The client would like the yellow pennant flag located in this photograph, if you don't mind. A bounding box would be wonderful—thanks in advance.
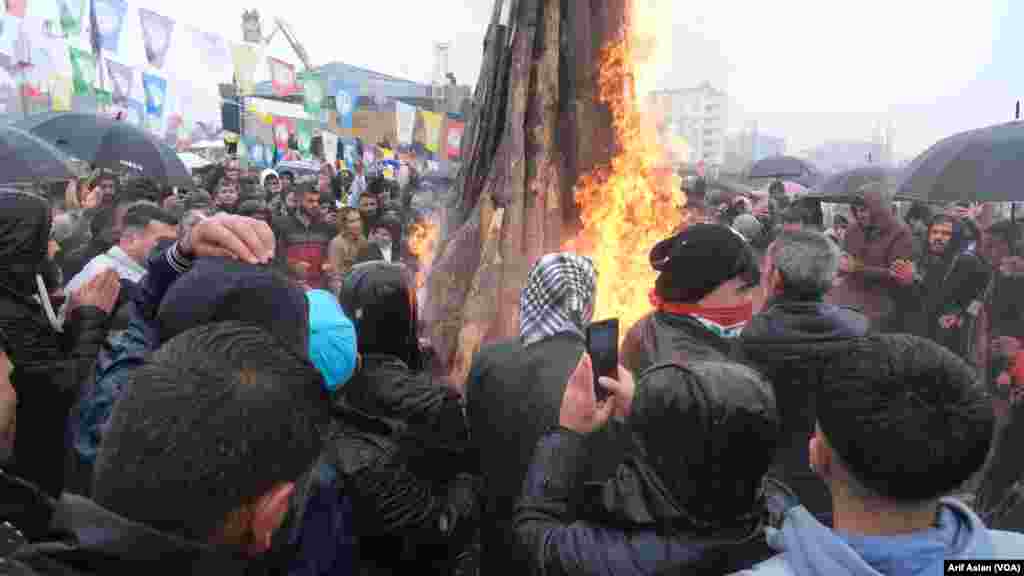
[421,111,442,153]
[51,76,73,112]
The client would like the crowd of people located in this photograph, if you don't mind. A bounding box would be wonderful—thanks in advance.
[2,156,1024,575]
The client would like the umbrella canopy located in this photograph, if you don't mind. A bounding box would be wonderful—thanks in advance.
[15,112,191,187]
[807,165,902,200]
[747,155,822,188]
[0,124,78,184]
[897,121,1024,203]
[178,152,212,172]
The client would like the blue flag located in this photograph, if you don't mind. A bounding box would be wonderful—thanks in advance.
[331,79,359,130]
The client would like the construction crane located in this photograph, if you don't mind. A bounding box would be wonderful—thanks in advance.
[243,10,313,71]
[266,18,313,72]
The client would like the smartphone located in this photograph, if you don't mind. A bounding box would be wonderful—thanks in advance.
[585,319,619,402]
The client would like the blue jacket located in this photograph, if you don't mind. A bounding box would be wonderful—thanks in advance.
[69,241,190,477]
[732,499,1024,576]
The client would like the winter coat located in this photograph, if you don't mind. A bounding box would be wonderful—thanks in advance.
[622,311,734,375]
[317,354,475,576]
[66,241,182,495]
[737,297,871,521]
[7,493,258,575]
[326,233,368,295]
[904,222,990,360]
[0,191,112,498]
[834,187,914,330]
[514,363,793,576]
[731,499,1024,576]
[466,334,630,576]
[272,211,334,290]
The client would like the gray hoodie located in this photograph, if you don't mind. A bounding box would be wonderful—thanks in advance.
[733,499,1024,576]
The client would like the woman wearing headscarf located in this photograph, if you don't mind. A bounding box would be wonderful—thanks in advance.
[515,359,794,575]
[465,253,621,576]
[315,261,476,575]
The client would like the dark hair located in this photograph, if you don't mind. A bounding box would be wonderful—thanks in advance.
[339,262,420,369]
[89,205,115,238]
[817,334,994,503]
[205,166,227,193]
[121,203,178,232]
[781,206,808,225]
[92,322,329,542]
[768,180,786,197]
[372,215,402,236]
[121,178,162,204]
[987,220,1024,248]
[905,202,933,225]
[929,213,957,230]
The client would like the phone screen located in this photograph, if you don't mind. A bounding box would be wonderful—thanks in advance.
[586,319,619,401]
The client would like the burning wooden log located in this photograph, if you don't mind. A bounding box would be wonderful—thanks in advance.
[426,0,635,387]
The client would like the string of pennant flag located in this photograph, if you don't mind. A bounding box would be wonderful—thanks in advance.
[0,0,464,165]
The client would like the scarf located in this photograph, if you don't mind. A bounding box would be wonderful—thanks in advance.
[649,290,752,339]
[519,253,597,346]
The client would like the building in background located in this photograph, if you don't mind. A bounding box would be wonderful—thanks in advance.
[649,82,728,168]
[724,121,786,174]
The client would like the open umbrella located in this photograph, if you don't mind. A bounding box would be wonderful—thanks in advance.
[15,112,191,187]
[178,151,212,172]
[0,124,78,184]
[897,121,1024,203]
[747,155,822,188]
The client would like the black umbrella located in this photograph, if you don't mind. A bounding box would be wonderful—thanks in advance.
[15,112,191,187]
[0,124,78,184]
[747,155,822,188]
[803,165,909,202]
[897,121,1024,203]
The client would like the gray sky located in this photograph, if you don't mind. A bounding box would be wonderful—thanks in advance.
[150,0,1017,161]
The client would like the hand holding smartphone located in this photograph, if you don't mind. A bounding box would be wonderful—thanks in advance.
[585,319,619,402]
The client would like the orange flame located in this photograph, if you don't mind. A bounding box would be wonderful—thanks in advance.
[564,16,686,338]
[407,218,440,291]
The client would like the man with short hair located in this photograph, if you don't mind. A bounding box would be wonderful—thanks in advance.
[734,334,1024,575]
[11,322,333,573]
[357,190,379,236]
[737,230,870,522]
[273,182,334,290]
[94,171,117,206]
[64,203,178,295]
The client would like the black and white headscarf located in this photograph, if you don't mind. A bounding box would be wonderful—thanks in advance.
[519,253,597,347]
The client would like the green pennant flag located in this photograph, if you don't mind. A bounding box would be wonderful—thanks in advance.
[300,72,323,116]
[296,120,312,155]
[95,90,113,108]
[60,0,87,38]
[69,47,96,97]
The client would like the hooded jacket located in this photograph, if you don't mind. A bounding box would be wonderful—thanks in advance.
[0,191,112,498]
[834,186,913,329]
[318,261,475,575]
[732,498,1024,576]
[905,218,989,358]
[737,296,871,521]
[514,362,788,576]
